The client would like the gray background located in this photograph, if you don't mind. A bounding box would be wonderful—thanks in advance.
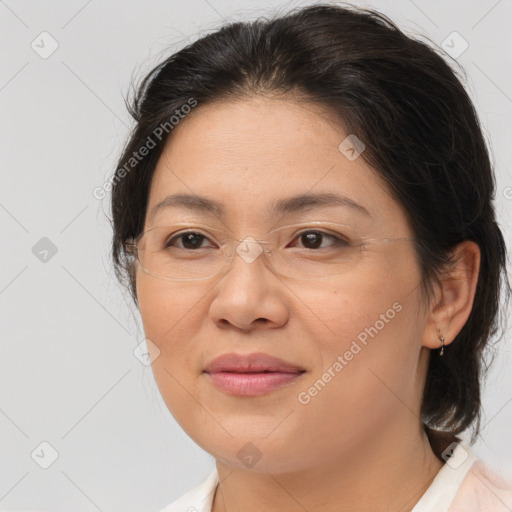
[1,0,511,510]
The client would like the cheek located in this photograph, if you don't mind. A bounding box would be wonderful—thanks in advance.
[136,275,209,378]
[287,268,417,350]
[294,268,424,400]
[138,274,196,340]
[136,275,210,423]
[292,284,424,452]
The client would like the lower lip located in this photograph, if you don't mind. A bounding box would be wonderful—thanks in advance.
[205,371,304,396]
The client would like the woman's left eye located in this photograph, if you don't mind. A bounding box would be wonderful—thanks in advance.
[290,231,348,250]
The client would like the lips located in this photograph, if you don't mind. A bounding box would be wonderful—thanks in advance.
[203,352,306,396]
[203,352,305,374]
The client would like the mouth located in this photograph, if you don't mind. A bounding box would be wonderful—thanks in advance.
[203,352,306,396]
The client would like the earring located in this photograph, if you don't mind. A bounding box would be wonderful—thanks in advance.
[438,333,445,356]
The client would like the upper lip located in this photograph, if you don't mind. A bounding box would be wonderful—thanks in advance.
[204,352,306,374]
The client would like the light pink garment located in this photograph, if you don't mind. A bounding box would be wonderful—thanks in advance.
[159,442,512,512]
[448,459,512,511]
[412,441,512,512]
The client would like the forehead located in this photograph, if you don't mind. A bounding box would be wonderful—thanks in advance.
[146,97,410,233]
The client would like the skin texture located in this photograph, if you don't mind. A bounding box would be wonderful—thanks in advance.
[135,96,481,511]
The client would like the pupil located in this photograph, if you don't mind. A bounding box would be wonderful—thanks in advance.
[183,233,203,249]
[302,232,322,249]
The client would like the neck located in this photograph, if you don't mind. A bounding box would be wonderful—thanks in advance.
[211,420,444,512]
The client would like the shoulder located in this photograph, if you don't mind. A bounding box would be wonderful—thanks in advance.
[449,457,512,511]
[158,467,219,512]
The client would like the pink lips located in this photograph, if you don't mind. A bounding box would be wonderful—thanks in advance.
[203,352,306,396]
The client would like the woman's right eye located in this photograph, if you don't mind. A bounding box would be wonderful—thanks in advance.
[165,232,214,250]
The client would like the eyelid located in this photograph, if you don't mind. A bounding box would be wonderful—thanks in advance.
[267,221,353,234]
[146,223,227,244]
[148,222,227,233]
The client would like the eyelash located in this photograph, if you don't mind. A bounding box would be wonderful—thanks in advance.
[165,229,350,250]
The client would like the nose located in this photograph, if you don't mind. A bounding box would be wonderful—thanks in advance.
[208,243,290,332]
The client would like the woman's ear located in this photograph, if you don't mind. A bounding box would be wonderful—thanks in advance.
[422,240,481,350]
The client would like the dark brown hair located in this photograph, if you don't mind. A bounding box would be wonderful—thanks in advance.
[109,3,511,456]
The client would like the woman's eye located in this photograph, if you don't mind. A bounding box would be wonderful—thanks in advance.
[166,232,214,250]
[162,229,348,251]
[290,231,349,250]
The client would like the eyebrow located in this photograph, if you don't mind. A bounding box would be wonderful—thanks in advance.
[149,192,371,220]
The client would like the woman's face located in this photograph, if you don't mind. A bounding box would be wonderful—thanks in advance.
[136,96,432,473]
